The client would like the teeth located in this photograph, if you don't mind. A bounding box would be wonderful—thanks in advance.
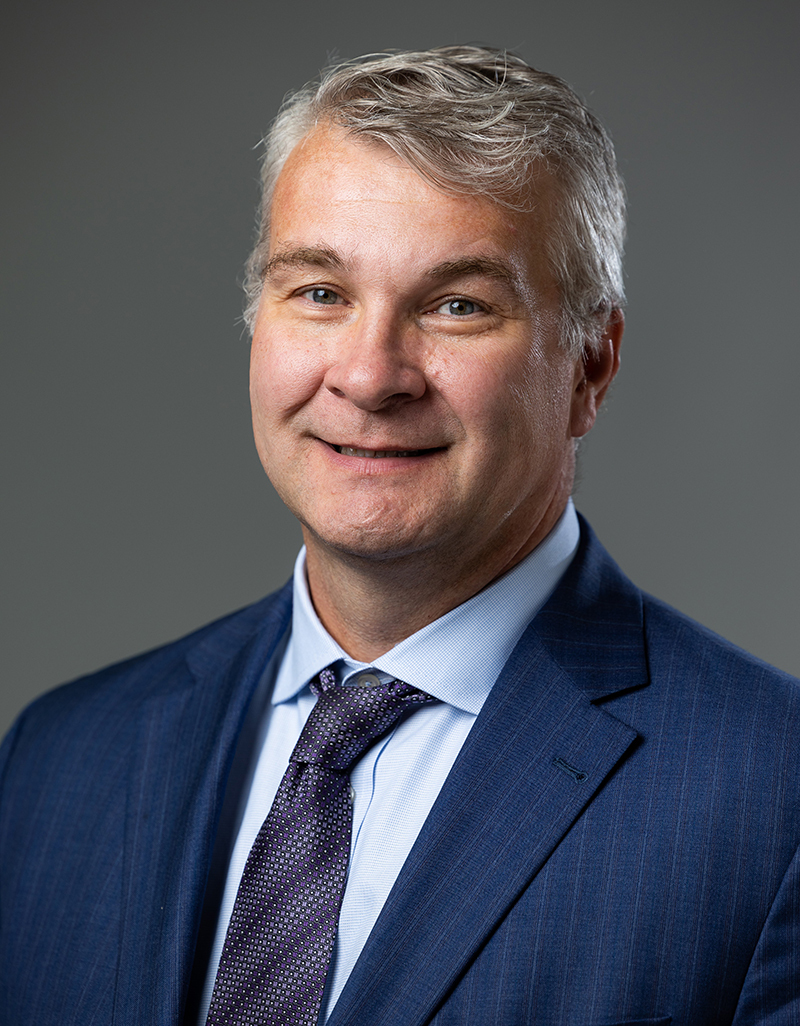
[337,446,420,458]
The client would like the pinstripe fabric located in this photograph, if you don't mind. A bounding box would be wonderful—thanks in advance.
[1,517,799,1025]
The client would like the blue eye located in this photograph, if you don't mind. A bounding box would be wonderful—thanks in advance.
[438,298,478,316]
[306,288,340,305]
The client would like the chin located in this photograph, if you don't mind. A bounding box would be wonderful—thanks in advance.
[302,515,446,565]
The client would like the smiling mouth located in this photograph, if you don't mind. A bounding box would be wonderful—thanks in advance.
[330,444,438,459]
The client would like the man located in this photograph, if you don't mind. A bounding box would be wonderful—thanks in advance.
[1,45,798,1026]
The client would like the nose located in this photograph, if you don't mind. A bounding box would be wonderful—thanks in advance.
[322,315,427,412]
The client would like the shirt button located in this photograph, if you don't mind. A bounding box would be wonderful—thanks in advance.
[355,673,382,687]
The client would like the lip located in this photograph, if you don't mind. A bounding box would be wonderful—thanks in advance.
[318,438,446,471]
[333,444,433,458]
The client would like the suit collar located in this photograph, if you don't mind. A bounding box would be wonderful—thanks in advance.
[184,584,293,688]
[532,512,648,701]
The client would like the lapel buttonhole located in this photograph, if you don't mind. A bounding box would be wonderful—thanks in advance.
[553,756,588,783]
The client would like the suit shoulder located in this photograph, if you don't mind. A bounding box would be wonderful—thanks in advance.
[643,590,797,679]
[640,590,800,716]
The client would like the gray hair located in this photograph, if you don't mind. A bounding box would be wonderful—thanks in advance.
[243,45,626,355]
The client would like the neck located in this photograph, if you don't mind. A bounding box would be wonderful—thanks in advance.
[302,497,568,663]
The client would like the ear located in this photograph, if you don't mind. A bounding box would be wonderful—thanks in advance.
[569,309,624,439]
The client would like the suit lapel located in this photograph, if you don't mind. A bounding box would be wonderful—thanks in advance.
[112,587,292,1025]
[329,521,648,1026]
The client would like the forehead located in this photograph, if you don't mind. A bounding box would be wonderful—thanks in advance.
[268,124,557,289]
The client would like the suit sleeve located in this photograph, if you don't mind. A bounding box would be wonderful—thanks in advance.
[731,839,800,1024]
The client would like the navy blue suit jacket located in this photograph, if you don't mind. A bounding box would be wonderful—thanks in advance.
[2,518,799,1025]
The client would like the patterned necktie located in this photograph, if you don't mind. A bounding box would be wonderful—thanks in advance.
[205,666,438,1026]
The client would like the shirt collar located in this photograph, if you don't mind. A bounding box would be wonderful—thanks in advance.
[274,499,580,715]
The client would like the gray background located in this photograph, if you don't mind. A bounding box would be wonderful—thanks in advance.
[2,0,798,738]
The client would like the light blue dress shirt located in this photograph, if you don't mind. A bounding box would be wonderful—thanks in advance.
[197,501,579,1023]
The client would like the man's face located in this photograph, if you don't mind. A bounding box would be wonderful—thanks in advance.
[250,124,614,575]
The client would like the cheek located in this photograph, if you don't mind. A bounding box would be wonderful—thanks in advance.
[426,343,511,418]
[428,343,556,449]
[494,369,576,471]
[250,330,325,418]
[515,336,577,424]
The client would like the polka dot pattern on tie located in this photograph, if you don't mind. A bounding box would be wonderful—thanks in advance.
[205,666,438,1026]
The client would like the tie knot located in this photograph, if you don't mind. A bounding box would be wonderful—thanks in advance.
[292,672,437,772]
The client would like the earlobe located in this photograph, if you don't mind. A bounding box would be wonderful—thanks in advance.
[569,309,624,438]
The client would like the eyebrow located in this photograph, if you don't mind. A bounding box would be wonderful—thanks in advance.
[263,246,347,279]
[264,248,525,299]
[423,257,525,298]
